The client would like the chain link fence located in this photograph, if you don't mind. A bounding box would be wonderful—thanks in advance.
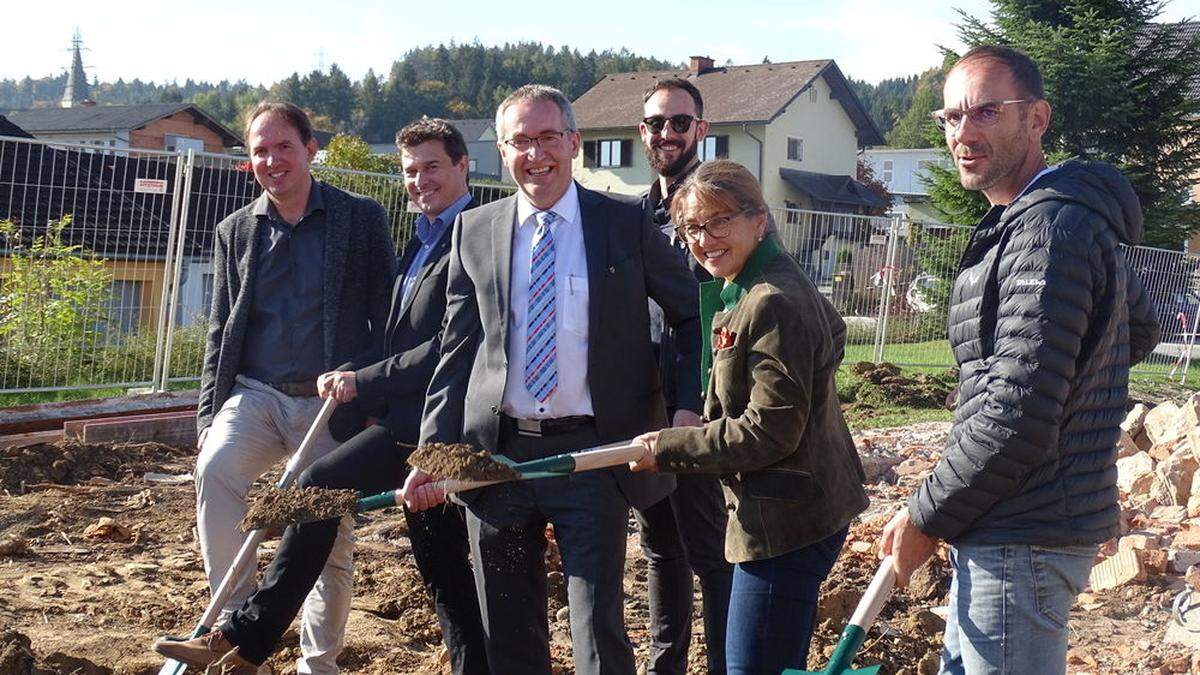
[0,133,1195,395]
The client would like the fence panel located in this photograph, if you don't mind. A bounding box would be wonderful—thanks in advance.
[155,154,516,387]
[0,135,185,393]
[1123,244,1200,378]
[1,134,1194,396]
[772,206,896,366]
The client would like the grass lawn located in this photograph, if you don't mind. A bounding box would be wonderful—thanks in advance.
[842,404,952,430]
[844,340,954,368]
[0,380,198,408]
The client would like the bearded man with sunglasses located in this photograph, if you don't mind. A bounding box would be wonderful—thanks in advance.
[878,45,1160,674]
[635,77,734,675]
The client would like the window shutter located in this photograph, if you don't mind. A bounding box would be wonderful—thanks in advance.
[620,139,632,167]
[716,136,729,158]
[583,140,596,168]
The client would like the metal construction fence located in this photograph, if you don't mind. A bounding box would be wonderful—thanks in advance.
[0,133,1196,395]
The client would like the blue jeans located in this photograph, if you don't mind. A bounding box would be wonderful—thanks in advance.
[941,543,1096,675]
[725,527,847,674]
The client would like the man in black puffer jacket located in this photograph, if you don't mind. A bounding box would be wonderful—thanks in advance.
[880,46,1160,674]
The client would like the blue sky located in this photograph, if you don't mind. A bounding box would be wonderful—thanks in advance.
[5,0,1199,86]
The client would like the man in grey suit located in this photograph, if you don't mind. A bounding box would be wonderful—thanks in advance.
[191,101,396,673]
[404,85,700,675]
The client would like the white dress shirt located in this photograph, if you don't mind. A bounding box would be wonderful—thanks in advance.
[501,182,593,418]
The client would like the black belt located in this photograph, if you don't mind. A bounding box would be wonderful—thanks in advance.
[502,414,594,437]
[269,380,319,397]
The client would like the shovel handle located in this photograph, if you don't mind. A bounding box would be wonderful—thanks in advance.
[513,442,644,475]
[849,555,897,630]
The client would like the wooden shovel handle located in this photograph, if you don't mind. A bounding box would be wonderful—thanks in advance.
[567,442,645,472]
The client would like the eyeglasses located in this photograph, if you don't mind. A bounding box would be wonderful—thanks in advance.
[930,99,1035,131]
[503,130,572,152]
[675,208,752,244]
[642,114,696,135]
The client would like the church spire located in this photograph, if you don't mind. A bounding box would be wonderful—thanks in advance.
[61,29,90,108]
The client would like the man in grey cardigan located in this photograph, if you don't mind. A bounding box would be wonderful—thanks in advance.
[193,101,396,673]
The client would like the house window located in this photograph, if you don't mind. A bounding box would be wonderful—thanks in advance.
[105,280,143,335]
[784,199,801,225]
[166,135,204,153]
[882,160,894,183]
[202,273,215,317]
[469,159,478,172]
[583,139,633,168]
[809,87,817,103]
[787,137,803,162]
[698,135,729,161]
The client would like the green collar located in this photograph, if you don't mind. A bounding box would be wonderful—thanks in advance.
[719,235,781,311]
[698,235,782,389]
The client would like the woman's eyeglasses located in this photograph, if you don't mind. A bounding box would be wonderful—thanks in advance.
[675,209,752,244]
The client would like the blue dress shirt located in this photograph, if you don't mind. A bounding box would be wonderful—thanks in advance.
[401,192,471,305]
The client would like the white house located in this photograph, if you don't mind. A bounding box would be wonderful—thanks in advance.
[570,56,886,213]
[861,147,949,222]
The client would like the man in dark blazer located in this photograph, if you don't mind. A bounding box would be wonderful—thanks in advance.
[636,77,733,675]
[156,119,487,673]
[184,101,396,674]
[404,85,700,675]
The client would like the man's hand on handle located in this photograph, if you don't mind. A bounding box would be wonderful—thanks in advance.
[317,371,359,403]
[879,507,939,587]
[401,468,447,511]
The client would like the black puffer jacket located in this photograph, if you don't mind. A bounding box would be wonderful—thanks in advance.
[909,160,1160,545]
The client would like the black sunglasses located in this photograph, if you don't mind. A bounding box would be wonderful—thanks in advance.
[642,114,696,134]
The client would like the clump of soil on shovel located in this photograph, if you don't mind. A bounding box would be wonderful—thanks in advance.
[407,442,522,481]
[239,486,360,532]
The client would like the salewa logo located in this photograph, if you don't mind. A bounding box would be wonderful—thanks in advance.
[1014,279,1047,288]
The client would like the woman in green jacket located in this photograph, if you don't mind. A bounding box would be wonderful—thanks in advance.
[630,159,868,674]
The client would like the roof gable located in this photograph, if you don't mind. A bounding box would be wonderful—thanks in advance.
[0,115,34,139]
[450,118,494,142]
[6,103,243,147]
[572,59,884,145]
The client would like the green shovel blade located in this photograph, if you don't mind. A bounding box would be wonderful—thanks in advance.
[782,625,881,675]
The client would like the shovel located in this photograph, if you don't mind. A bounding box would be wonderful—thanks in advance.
[784,556,897,675]
[263,441,649,525]
[156,397,338,675]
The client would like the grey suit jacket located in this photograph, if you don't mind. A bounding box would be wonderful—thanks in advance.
[197,180,398,434]
[419,183,700,509]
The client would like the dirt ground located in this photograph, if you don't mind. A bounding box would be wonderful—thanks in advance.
[0,429,1196,674]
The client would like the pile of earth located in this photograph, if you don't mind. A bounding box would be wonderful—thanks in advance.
[0,439,191,493]
[0,628,111,675]
[843,362,958,410]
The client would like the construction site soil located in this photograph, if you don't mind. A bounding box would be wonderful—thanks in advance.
[240,487,362,532]
[0,426,1196,674]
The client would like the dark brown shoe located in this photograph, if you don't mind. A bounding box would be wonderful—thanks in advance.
[152,631,258,673]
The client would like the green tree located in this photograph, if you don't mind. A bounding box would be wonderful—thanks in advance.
[0,217,113,386]
[885,68,946,149]
[936,0,1200,246]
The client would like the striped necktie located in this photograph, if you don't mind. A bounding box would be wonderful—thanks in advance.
[525,211,558,403]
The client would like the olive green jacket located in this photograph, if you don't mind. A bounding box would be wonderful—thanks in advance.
[655,238,868,563]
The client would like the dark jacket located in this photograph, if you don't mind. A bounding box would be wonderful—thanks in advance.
[909,160,1160,545]
[328,198,478,446]
[655,237,868,563]
[197,180,397,434]
[419,184,700,509]
[643,164,707,415]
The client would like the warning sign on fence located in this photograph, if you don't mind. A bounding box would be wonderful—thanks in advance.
[134,178,168,194]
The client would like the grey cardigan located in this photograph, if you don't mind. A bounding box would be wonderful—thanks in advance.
[197,180,397,434]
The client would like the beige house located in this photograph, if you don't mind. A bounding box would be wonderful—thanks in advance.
[571,56,885,211]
